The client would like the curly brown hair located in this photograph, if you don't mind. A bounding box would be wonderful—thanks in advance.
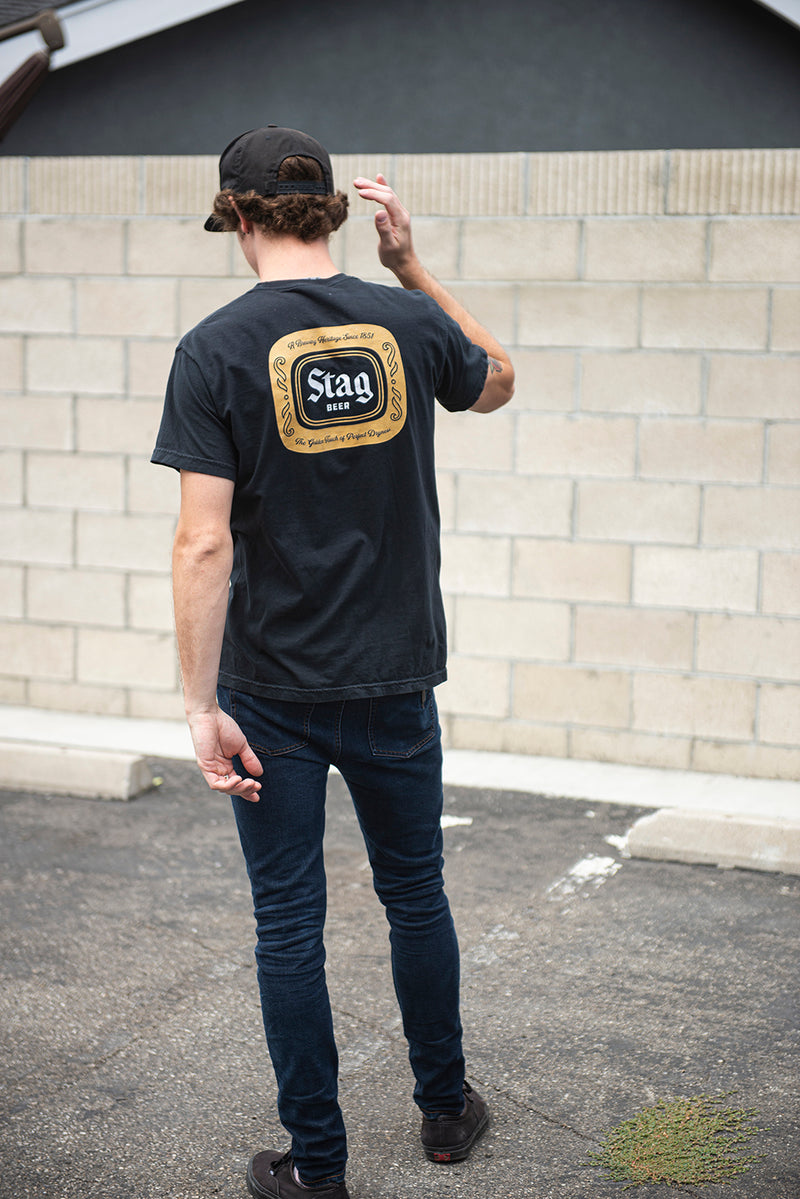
[209,155,348,242]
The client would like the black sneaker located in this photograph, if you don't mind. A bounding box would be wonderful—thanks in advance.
[420,1081,489,1163]
[247,1150,350,1198]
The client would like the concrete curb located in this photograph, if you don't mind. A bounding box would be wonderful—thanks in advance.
[1,705,799,872]
[0,738,153,801]
[627,808,800,875]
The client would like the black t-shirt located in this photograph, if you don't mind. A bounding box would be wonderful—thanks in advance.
[152,273,487,701]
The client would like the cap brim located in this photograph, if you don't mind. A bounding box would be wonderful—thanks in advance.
[204,213,226,232]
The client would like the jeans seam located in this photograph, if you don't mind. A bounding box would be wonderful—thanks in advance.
[367,692,436,758]
[229,690,313,756]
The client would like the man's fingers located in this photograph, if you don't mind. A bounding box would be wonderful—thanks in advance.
[238,741,264,776]
[207,769,262,801]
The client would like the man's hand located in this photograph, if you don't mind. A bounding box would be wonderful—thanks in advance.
[187,706,263,802]
[353,174,417,276]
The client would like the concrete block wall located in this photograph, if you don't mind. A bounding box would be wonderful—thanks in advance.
[1,149,798,779]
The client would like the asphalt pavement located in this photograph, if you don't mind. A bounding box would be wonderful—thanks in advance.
[1,759,798,1199]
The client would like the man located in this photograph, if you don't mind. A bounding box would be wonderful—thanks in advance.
[152,125,514,1199]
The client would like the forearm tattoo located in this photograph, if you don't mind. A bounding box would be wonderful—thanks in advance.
[488,356,504,374]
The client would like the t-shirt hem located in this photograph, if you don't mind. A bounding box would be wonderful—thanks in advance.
[217,668,447,702]
[151,448,237,479]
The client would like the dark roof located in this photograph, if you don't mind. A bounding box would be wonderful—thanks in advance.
[0,2,82,31]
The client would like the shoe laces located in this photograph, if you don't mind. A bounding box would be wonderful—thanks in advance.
[269,1150,293,1176]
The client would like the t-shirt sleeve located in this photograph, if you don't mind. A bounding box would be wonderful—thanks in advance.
[431,305,489,414]
[151,346,238,479]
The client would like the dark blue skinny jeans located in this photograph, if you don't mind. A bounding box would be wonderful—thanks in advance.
[218,686,465,1187]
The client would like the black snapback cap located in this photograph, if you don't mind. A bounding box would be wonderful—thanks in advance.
[204,125,335,231]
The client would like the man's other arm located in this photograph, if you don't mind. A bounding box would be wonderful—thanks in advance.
[353,174,514,413]
[172,470,263,801]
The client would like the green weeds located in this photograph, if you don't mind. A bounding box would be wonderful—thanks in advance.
[589,1093,763,1188]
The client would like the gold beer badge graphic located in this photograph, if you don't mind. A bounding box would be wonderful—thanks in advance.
[269,324,407,453]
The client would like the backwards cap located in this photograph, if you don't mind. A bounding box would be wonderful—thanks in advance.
[204,125,334,231]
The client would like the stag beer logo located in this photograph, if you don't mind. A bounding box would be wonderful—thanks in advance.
[269,324,407,454]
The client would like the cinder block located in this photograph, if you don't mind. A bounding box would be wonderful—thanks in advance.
[633,673,756,739]
[1,396,72,450]
[667,148,800,216]
[433,410,514,472]
[519,284,639,348]
[0,620,74,680]
[0,160,24,215]
[0,219,20,274]
[761,553,800,616]
[571,728,692,771]
[76,398,163,456]
[577,480,700,544]
[514,539,632,603]
[77,513,175,573]
[697,614,800,682]
[0,565,23,618]
[437,471,456,531]
[527,149,664,216]
[709,219,800,282]
[345,216,459,282]
[692,739,800,782]
[444,283,515,344]
[77,279,177,338]
[28,156,139,215]
[641,286,767,349]
[127,457,180,516]
[584,218,706,281]
[513,662,631,728]
[508,350,576,411]
[454,596,570,661]
[0,739,153,800]
[461,219,580,280]
[759,683,800,745]
[143,154,218,217]
[448,716,569,758]
[440,533,511,597]
[393,152,526,218]
[178,279,254,334]
[575,605,694,670]
[27,337,125,395]
[436,655,510,719]
[77,627,177,689]
[767,423,800,485]
[25,218,125,275]
[27,680,128,716]
[0,337,22,391]
[0,508,73,566]
[27,453,125,511]
[627,808,800,875]
[0,677,26,704]
[638,419,764,483]
[127,688,186,720]
[771,289,800,350]
[127,219,230,276]
[0,450,22,503]
[27,567,125,627]
[707,355,800,419]
[634,546,758,611]
[517,413,637,477]
[128,340,177,398]
[456,474,572,538]
[0,278,72,334]
[580,351,702,415]
[703,486,800,550]
[128,574,174,632]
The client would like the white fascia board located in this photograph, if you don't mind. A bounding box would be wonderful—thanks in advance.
[753,0,800,29]
[0,0,247,77]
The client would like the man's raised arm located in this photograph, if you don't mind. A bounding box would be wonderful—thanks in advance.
[353,174,514,413]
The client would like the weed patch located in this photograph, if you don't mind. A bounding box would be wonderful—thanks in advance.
[589,1093,762,1188]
